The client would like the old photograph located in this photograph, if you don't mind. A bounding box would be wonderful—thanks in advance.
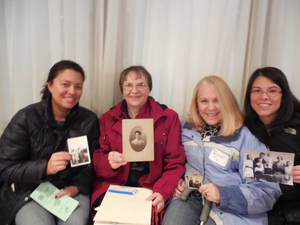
[130,128,147,152]
[67,135,91,167]
[122,119,154,162]
[185,174,203,189]
[243,149,295,186]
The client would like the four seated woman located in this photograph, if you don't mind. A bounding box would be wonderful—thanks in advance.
[0,65,290,224]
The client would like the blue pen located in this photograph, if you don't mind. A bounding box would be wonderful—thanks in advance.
[109,189,133,195]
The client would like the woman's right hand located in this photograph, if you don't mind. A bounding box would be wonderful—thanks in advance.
[173,178,185,198]
[46,152,72,175]
[291,165,300,183]
[108,151,127,169]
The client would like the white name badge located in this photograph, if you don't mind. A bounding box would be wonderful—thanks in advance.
[209,148,229,167]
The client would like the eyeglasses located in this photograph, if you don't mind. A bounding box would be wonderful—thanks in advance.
[123,83,148,91]
[250,88,282,98]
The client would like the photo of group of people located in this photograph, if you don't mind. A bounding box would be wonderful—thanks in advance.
[67,135,91,167]
[244,149,295,185]
[185,174,203,189]
[70,148,89,166]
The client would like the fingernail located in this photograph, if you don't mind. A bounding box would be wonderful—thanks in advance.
[55,195,57,198]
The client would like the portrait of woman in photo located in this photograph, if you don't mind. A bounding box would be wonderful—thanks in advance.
[130,130,146,152]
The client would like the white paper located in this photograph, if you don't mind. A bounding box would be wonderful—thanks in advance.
[94,185,153,225]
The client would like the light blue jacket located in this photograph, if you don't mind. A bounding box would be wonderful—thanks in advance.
[182,121,282,225]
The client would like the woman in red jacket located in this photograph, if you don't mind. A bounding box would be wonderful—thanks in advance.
[92,66,186,223]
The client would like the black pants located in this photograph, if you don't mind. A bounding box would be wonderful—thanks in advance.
[268,208,300,225]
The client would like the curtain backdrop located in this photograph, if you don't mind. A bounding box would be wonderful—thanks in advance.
[1,0,300,134]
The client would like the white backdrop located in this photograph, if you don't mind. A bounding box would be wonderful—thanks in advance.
[1,0,300,134]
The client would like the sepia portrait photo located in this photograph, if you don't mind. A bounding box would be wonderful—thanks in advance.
[130,128,147,152]
[243,149,295,186]
[122,119,154,162]
[67,135,91,167]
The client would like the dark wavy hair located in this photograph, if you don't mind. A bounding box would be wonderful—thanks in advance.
[119,66,152,93]
[244,67,300,143]
[40,60,85,100]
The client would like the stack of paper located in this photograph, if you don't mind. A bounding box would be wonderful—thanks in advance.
[94,185,153,225]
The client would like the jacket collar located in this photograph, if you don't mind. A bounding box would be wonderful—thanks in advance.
[182,121,240,143]
[43,94,79,127]
[111,96,167,123]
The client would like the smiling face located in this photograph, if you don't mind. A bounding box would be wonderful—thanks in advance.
[197,83,222,126]
[123,71,151,113]
[48,69,83,120]
[250,76,282,125]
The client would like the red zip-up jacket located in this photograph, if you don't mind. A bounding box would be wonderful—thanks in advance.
[92,97,186,223]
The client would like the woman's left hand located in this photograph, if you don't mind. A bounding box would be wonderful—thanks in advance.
[199,183,220,204]
[146,192,165,213]
[55,186,79,199]
[290,165,300,183]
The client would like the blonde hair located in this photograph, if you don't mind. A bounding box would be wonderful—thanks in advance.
[187,75,244,136]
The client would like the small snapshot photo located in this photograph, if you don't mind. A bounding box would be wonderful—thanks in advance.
[67,135,91,167]
[243,149,295,186]
[186,174,203,190]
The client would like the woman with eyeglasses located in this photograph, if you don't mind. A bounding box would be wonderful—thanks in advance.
[244,67,300,225]
[91,66,186,223]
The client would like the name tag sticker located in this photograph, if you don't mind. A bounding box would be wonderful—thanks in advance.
[209,148,229,167]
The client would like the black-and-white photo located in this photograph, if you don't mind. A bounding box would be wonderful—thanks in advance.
[244,149,295,186]
[67,135,91,167]
[185,174,203,189]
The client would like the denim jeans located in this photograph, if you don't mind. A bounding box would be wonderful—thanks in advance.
[162,195,216,225]
[15,194,90,225]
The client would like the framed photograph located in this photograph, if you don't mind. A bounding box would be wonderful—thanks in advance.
[243,149,295,186]
[67,135,91,167]
[122,119,154,162]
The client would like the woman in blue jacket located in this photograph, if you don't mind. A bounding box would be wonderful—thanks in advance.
[162,76,281,225]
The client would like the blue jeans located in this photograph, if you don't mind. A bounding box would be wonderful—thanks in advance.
[162,195,216,225]
[15,194,90,225]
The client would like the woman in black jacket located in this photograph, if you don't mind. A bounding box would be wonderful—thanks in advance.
[244,67,300,225]
[0,60,100,225]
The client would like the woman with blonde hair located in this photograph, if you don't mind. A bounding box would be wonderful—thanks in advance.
[162,76,281,225]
